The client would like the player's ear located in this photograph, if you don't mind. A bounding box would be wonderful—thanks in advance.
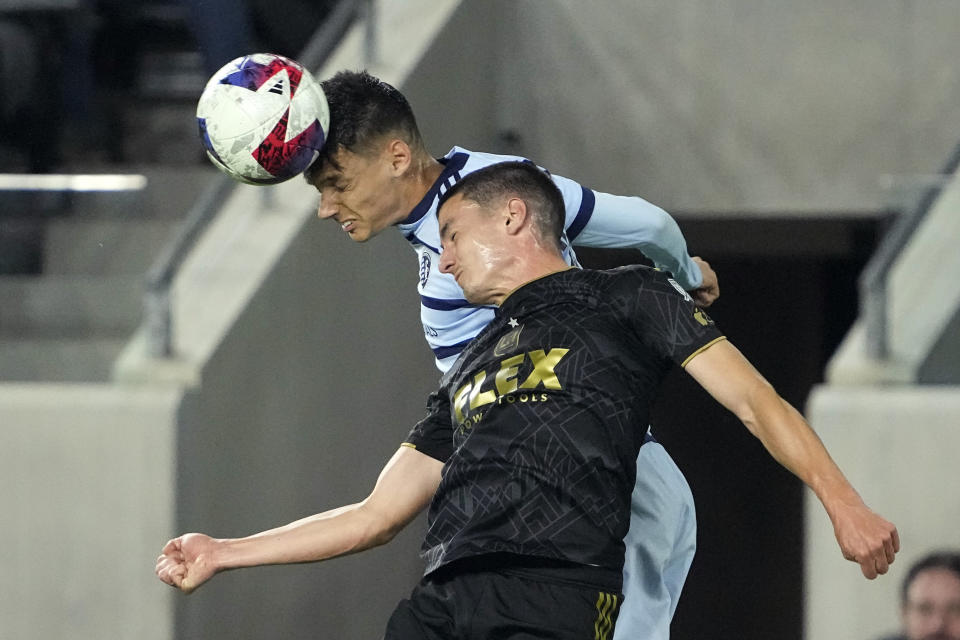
[503,197,527,236]
[385,139,412,175]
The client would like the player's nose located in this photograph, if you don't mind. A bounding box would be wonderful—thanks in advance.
[316,192,338,219]
[438,248,454,274]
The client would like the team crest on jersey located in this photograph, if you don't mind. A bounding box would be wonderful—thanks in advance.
[419,251,431,287]
[693,308,713,326]
[494,320,523,357]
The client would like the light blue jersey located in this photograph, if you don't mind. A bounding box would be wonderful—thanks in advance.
[397,146,703,372]
[397,146,700,640]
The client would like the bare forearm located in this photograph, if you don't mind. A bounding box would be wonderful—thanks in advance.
[215,503,392,572]
[685,341,899,578]
[742,383,861,510]
[156,447,442,593]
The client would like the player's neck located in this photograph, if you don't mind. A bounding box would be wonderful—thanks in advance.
[493,254,571,307]
[392,154,444,222]
[411,154,445,200]
[421,155,445,187]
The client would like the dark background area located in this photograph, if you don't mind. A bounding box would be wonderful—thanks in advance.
[0,0,334,173]
[578,215,883,640]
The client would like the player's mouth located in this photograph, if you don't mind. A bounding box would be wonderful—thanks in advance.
[340,220,356,233]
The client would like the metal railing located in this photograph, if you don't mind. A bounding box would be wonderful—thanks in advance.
[0,174,147,192]
[144,0,375,358]
[859,141,960,360]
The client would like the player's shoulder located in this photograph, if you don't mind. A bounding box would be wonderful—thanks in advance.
[444,146,583,191]
[590,263,666,286]
[446,146,537,173]
[583,264,692,301]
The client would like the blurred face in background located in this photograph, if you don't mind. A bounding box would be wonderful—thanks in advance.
[903,568,960,640]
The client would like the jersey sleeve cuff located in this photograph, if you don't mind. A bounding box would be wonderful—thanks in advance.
[680,336,727,368]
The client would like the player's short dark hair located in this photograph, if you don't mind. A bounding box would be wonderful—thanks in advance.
[900,550,960,605]
[304,70,424,179]
[439,161,565,251]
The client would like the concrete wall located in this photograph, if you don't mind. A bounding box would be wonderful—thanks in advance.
[804,386,960,640]
[491,0,960,212]
[920,309,960,383]
[0,384,182,639]
[403,0,502,154]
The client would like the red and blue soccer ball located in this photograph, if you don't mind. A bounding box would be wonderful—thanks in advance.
[196,53,329,185]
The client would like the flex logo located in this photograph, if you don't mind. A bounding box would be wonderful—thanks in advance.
[453,348,570,425]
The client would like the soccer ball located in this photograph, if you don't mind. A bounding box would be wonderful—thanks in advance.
[196,53,329,185]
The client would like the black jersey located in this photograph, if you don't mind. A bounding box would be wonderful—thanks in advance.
[403,266,725,582]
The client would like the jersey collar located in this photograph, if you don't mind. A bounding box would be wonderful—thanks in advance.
[497,268,581,319]
[398,151,470,227]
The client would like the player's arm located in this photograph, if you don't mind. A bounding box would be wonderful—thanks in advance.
[558,180,718,305]
[155,446,443,594]
[683,339,900,579]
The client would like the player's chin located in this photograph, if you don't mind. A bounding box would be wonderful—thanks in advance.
[340,221,377,242]
[460,284,485,305]
[347,229,373,243]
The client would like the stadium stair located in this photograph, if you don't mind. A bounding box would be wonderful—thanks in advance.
[825,170,960,384]
[0,166,218,382]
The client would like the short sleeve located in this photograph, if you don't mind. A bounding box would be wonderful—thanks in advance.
[622,269,726,368]
[403,387,454,462]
